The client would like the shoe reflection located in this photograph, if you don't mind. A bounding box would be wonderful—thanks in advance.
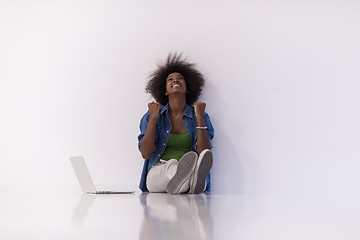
[139,193,213,240]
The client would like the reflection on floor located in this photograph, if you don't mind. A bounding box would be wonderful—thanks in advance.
[0,192,359,239]
[139,193,213,240]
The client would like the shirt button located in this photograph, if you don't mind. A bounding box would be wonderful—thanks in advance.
[166,130,169,133]
[163,143,166,146]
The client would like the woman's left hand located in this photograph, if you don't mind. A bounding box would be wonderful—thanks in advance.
[194,101,206,119]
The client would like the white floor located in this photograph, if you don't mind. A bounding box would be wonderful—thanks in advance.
[1,192,359,240]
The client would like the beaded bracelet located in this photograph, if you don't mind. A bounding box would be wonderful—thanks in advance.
[196,126,207,130]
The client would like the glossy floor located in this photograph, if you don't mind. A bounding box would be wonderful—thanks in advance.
[1,192,359,239]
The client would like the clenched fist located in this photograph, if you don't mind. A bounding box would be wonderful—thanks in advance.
[148,101,161,119]
[194,101,206,119]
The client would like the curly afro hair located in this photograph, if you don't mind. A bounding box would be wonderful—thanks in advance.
[146,53,205,106]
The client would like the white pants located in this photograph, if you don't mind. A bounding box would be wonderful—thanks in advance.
[147,159,190,193]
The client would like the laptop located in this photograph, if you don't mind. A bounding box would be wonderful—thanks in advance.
[70,156,135,194]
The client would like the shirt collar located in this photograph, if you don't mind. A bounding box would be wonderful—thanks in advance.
[160,103,169,115]
[184,104,193,118]
[160,103,193,119]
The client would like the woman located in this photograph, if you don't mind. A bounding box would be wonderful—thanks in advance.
[138,53,214,194]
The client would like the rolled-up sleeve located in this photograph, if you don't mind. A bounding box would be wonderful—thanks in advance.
[204,112,215,149]
[138,111,150,150]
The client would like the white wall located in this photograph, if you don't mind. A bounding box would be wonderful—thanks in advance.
[1,0,359,198]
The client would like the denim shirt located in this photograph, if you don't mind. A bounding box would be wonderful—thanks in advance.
[138,103,214,192]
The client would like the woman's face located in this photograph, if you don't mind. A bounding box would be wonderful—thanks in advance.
[165,72,187,96]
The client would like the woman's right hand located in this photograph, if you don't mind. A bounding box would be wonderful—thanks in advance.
[148,101,161,119]
[140,102,161,159]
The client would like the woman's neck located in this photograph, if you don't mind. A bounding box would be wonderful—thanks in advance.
[168,94,186,115]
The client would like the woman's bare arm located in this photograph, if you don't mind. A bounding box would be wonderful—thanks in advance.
[139,102,161,159]
[194,102,211,154]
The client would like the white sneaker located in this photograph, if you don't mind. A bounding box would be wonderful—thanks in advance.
[166,151,197,195]
[190,149,213,194]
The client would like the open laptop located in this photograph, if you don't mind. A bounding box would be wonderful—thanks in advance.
[70,156,135,194]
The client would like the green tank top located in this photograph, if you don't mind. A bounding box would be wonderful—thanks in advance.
[160,131,192,161]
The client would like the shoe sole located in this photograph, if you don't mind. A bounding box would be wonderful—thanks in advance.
[191,150,213,194]
[166,152,197,195]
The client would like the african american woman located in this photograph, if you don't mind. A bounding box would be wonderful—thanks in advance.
[138,53,214,194]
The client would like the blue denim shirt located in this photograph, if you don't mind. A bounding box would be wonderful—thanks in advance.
[138,103,214,192]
